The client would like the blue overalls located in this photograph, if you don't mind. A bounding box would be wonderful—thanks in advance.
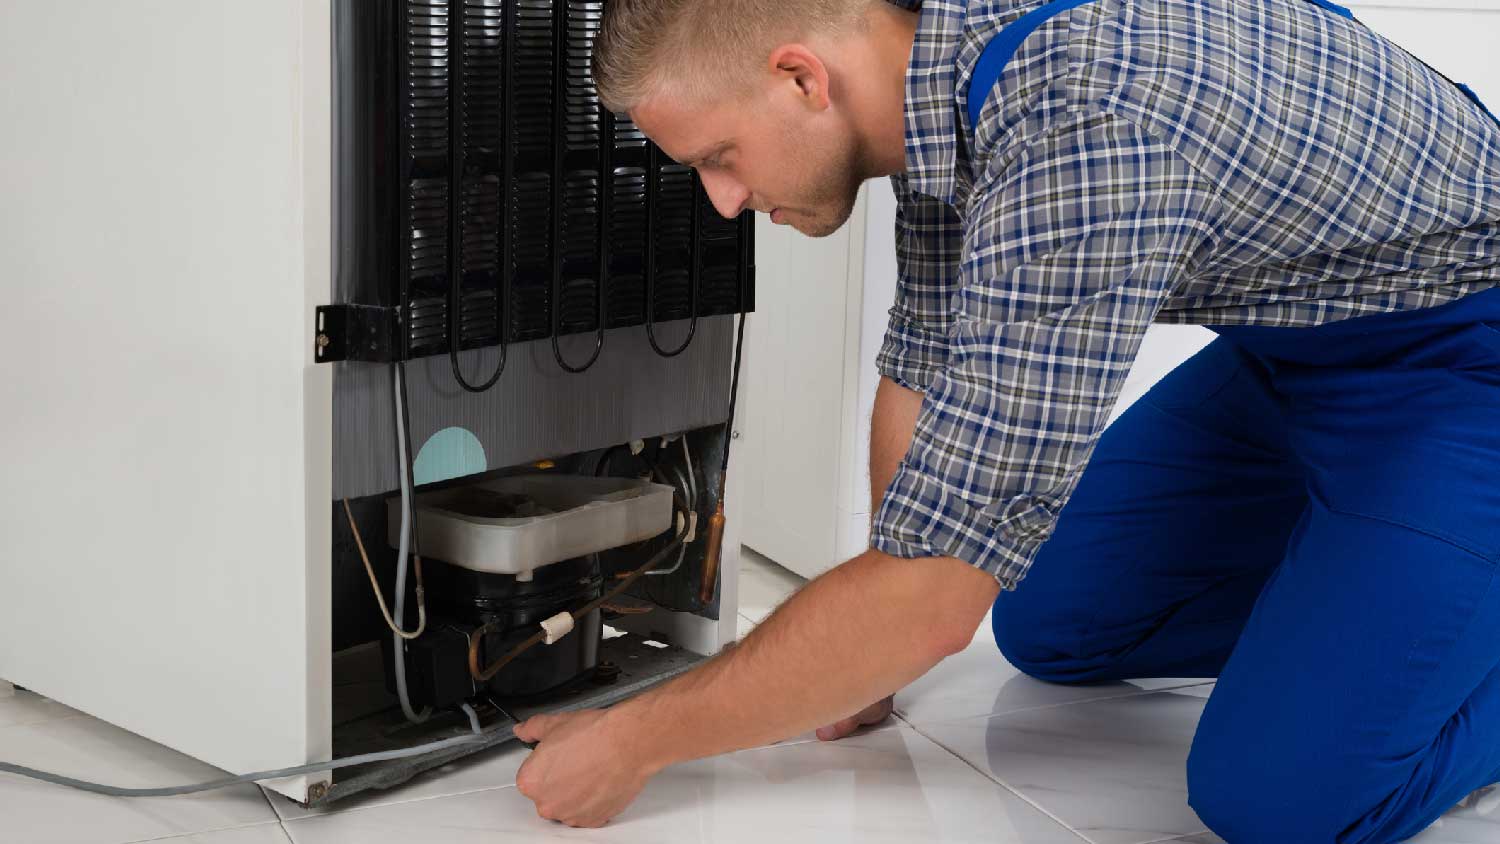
[965,2,1500,841]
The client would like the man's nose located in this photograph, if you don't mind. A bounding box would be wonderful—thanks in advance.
[699,169,751,219]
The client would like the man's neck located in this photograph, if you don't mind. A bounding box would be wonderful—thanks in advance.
[859,4,919,176]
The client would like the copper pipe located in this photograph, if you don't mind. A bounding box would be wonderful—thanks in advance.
[698,500,726,606]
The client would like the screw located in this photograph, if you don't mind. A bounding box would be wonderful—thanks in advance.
[592,661,622,685]
[315,334,331,350]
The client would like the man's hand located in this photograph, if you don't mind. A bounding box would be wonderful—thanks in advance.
[513,709,656,828]
[816,695,894,742]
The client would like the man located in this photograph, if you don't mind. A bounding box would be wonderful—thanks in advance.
[513,0,1500,839]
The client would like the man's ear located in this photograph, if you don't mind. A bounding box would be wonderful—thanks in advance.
[766,43,832,111]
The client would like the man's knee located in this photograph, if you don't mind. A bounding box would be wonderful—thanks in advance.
[1186,719,1352,843]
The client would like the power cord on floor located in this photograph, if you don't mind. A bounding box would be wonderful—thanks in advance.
[0,702,492,799]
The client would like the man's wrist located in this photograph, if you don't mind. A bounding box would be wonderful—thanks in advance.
[602,694,679,776]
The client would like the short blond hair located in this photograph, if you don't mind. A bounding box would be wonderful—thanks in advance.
[592,0,878,113]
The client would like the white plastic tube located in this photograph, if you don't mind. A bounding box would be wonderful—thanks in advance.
[392,364,430,724]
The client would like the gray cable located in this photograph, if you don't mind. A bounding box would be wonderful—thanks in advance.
[679,436,698,505]
[392,364,431,724]
[0,697,495,799]
[459,702,482,735]
[647,464,690,577]
[0,731,500,799]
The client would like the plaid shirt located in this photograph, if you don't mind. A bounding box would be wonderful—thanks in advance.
[870,0,1500,589]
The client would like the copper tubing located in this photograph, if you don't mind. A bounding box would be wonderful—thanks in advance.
[343,499,427,640]
[467,622,542,685]
[467,513,690,684]
[697,500,727,606]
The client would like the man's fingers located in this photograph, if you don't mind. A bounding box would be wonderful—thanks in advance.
[514,714,552,743]
[816,716,862,742]
[857,696,895,726]
[817,696,896,742]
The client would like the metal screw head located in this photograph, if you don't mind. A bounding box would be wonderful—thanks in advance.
[315,334,331,350]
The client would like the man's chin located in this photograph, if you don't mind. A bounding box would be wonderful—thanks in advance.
[790,208,854,238]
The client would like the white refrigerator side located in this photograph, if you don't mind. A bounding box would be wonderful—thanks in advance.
[0,0,334,800]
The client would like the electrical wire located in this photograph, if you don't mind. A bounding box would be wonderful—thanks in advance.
[459,702,482,735]
[679,435,699,507]
[722,309,748,479]
[645,465,690,579]
[392,363,431,724]
[0,698,490,798]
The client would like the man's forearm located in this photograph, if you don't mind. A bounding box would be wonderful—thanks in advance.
[604,377,992,772]
[869,376,925,512]
[611,547,999,772]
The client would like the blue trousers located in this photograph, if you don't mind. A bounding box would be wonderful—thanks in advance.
[991,288,1500,843]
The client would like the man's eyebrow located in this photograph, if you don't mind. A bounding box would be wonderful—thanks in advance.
[679,140,733,166]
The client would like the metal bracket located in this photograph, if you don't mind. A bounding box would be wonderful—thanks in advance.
[314,304,398,363]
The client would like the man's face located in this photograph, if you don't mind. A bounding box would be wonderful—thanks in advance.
[631,82,869,238]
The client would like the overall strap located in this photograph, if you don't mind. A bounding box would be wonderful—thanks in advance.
[962,0,1499,137]
[965,0,1097,130]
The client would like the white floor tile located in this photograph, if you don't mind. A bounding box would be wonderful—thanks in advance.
[736,547,805,623]
[1131,785,1500,844]
[1410,786,1500,843]
[0,713,278,844]
[897,621,1214,727]
[914,682,1491,844]
[0,688,87,730]
[1162,684,1214,700]
[264,741,530,821]
[282,724,1085,844]
[133,823,294,844]
[913,691,1214,844]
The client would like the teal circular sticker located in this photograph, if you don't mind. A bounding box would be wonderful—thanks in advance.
[414,427,488,486]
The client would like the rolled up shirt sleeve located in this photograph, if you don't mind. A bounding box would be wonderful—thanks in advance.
[871,112,1223,589]
[877,174,967,393]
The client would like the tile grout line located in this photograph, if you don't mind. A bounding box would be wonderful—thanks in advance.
[1133,831,1214,844]
[895,681,1214,729]
[893,711,1097,844]
[118,818,289,844]
[256,781,280,820]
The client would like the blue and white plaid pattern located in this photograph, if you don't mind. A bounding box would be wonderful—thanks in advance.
[871,0,1500,589]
